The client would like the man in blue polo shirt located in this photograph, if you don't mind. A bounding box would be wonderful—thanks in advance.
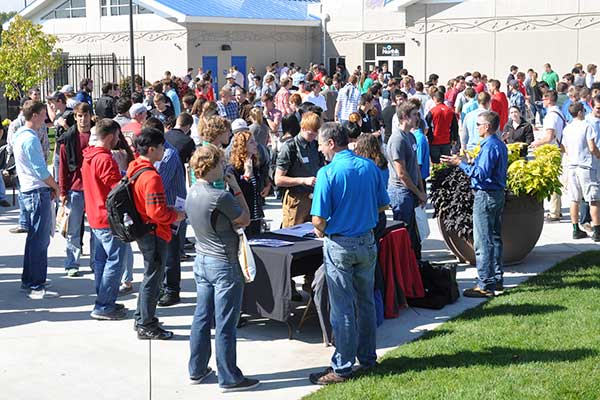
[309,123,390,385]
[442,111,508,298]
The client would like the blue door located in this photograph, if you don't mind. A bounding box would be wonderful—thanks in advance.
[231,56,247,89]
[202,56,218,97]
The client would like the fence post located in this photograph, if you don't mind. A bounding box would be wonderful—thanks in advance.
[112,53,117,85]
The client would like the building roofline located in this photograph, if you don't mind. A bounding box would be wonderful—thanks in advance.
[181,15,321,27]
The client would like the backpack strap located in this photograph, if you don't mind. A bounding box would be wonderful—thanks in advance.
[129,167,154,182]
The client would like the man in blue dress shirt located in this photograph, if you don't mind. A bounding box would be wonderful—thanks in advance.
[442,111,508,297]
[309,123,390,385]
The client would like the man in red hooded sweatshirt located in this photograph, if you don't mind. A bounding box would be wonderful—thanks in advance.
[129,127,185,340]
[81,119,128,320]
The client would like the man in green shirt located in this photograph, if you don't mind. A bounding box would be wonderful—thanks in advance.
[542,63,560,90]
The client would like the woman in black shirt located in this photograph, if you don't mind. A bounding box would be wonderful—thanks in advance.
[502,106,534,156]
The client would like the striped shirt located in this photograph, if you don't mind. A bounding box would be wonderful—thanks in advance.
[154,141,186,205]
[336,83,361,121]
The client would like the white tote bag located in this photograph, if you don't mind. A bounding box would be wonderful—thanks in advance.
[414,206,430,243]
[237,228,256,283]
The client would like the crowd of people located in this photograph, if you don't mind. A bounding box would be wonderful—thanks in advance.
[2,57,600,391]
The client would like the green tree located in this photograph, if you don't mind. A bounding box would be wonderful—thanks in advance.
[0,12,17,25]
[0,15,62,99]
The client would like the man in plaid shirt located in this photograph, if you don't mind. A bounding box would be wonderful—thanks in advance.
[217,87,240,121]
[334,74,361,123]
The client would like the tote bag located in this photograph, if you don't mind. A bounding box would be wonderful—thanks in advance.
[237,228,256,283]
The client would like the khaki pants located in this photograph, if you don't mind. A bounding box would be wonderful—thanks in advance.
[282,191,312,228]
[548,155,567,218]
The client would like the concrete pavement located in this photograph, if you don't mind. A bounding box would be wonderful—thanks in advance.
[0,195,597,400]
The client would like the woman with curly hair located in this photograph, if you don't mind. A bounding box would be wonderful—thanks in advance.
[225,130,270,234]
[186,144,260,392]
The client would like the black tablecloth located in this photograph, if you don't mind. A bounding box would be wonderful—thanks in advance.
[242,220,404,323]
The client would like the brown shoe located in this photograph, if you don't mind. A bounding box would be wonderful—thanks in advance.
[309,368,350,385]
[463,286,494,298]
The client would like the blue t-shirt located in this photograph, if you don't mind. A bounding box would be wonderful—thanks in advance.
[412,128,430,180]
[311,150,390,237]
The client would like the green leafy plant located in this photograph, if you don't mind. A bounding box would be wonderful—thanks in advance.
[0,15,62,99]
[507,144,562,201]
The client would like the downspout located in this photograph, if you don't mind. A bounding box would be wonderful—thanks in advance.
[321,4,329,67]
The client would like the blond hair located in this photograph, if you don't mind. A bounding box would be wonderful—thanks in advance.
[200,116,230,143]
[190,144,224,179]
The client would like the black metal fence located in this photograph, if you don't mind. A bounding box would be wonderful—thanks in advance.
[41,53,146,102]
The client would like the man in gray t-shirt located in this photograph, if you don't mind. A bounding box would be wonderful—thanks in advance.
[386,104,427,260]
[186,182,241,264]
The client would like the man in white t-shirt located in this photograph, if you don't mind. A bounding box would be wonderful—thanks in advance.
[306,81,328,112]
[231,65,244,89]
[531,90,566,221]
[562,101,600,241]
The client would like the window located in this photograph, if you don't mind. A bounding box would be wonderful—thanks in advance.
[364,43,405,76]
[101,0,152,16]
[42,0,86,20]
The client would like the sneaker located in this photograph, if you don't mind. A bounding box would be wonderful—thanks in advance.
[118,284,134,297]
[593,231,600,242]
[189,367,214,385]
[27,288,60,299]
[137,326,174,340]
[66,269,81,277]
[545,214,561,222]
[9,226,28,234]
[20,280,52,292]
[463,286,494,298]
[90,308,127,321]
[309,369,349,385]
[573,230,588,240]
[0,199,11,207]
[115,303,126,310]
[354,361,379,373]
[220,378,260,393]
[158,292,180,307]
[581,222,593,233]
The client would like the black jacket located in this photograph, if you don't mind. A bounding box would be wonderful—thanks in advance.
[503,118,534,155]
[95,95,116,119]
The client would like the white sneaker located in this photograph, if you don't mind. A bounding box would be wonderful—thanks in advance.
[27,288,60,299]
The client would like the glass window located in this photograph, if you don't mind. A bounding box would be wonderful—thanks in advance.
[364,44,375,61]
[102,0,153,17]
[42,0,86,20]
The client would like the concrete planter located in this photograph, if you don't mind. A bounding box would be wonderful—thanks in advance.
[438,194,545,266]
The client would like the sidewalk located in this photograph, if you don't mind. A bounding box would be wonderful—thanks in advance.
[0,197,596,400]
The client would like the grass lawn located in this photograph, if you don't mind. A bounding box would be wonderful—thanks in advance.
[304,251,600,400]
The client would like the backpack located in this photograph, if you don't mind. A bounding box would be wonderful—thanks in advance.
[408,261,460,310]
[106,167,156,242]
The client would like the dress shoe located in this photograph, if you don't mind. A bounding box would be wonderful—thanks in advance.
[158,292,180,307]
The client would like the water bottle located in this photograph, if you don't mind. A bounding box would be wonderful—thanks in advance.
[123,213,133,227]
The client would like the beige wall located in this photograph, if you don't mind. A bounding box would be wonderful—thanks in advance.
[324,0,600,84]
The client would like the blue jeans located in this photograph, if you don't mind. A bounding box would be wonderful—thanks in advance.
[121,244,134,284]
[17,181,29,229]
[389,186,421,260]
[92,228,127,313]
[0,175,6,201]
[164,221,186,294]
[134,233,168,329]
[21,187,53,290]
[64,190,85,270]
[189,254,245,387]
[473,190,505,291]
[324,231,377,377]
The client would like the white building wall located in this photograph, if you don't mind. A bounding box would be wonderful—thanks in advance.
[324,0,600,84]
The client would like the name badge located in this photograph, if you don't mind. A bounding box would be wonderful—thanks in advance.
[413,144,417,151]
[302,156,310,164]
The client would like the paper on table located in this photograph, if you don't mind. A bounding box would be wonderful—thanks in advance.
[271,222,314,238]
[247,239,295,247]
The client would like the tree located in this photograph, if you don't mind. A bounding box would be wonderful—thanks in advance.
[0,12,17,25]
[0,15,62,100]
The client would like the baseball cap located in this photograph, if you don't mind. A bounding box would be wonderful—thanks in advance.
[231,118,248,133]
[47,91,66,102]
[60,84,75,94]
[129,103,147,117]
[465,76,474,83]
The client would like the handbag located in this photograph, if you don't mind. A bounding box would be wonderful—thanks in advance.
[414,205,430,243]
[237,228,256,283]
[56,203,70,238]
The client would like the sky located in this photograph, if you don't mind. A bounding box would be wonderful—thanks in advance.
[0,0,28,13]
